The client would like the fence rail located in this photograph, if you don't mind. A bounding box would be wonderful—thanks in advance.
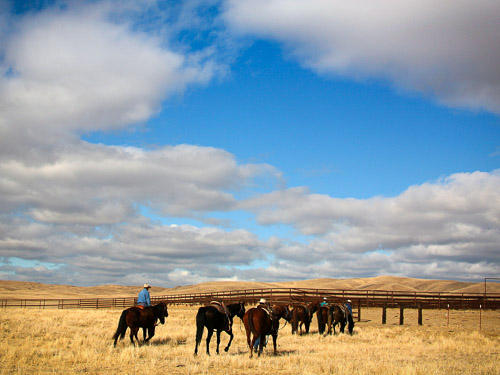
[2,287,499,309]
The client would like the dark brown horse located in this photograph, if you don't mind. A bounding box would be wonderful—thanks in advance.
[243,307,279,357]
[316,305,329,334]
[291,305,310,335]
[112,302,168,347]
[326,304,354,335]
[194,302,245,355]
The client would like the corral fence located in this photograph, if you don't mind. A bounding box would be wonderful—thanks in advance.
[2,288,499,315]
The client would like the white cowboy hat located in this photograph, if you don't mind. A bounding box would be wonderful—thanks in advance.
[259,298,266,304]
[347,299,352,303]
[143,283,151,289]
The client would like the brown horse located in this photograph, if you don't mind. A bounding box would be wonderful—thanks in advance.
[326,304,354,335]
[112,302,168,347]
[272,304,292,324]
[316,305,329,334]
[243,307,279,357]
[291,305,310,335]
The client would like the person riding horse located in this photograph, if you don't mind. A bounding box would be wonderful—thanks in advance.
[137,283,151,308]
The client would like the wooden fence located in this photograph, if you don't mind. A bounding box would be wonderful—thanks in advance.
[2,287,499,310]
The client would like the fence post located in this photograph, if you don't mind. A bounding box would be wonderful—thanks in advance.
[418,304,422,325]
[479,304,482,331]
[399,306,404,325]
[382,305,387,324]
[447,304,450,326]
[357,300,361,322]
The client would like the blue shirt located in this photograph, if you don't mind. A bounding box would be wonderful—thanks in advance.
[137,288,151,306]
[345,303,352,315]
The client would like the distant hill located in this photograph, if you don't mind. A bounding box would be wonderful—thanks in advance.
[1,276,499,299]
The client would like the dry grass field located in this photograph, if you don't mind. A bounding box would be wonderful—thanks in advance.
[1,277,499,374]
[1,305,499,375]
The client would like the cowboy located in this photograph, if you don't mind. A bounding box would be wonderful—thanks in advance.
[345,299,353,316]
[320,297,328,307]
[137,283,151,307]
[258,298,269,309]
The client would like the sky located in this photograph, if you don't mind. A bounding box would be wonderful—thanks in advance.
[1,0,499,287]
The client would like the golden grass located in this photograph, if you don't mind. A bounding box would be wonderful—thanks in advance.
[1,306,499,375]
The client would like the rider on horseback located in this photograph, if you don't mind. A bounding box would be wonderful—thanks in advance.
[137,283,151,308]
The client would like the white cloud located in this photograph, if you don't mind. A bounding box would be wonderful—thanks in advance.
[223,0,500,114]
[0,141,279,222]
[0,2,215,160]
[237,171,500,281]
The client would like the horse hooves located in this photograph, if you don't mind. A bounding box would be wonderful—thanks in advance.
[224,347,229,352]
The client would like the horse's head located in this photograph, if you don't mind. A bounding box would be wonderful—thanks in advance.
[155,302,168,324]
[236,301,246,319]
[284,305,292,322]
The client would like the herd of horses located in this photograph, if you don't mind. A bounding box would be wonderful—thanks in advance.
[112,299,354,357]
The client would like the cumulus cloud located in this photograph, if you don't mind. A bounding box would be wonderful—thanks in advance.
[0,141,279,223]
[0,215,268,286]
[223,0,500,114]
[0,1,215,160]
[238,171,500,281]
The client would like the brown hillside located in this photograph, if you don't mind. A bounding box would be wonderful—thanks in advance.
[1,276,498,300]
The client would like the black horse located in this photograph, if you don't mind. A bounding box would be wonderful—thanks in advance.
[112,302,168,347]
[326,304,354,335]
[194,301,245,355]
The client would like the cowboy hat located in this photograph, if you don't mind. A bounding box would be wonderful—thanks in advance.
[143,283,151,289]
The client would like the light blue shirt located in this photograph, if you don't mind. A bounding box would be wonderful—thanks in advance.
[137,288,151,306]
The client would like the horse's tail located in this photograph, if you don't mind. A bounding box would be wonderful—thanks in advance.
[112,309,129,342]
[291,308,298,334]
[248,309,257,335]
[195,307,206,346]
[326,306,333,334]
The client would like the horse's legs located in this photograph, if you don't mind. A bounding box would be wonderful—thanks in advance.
[142,327,147,342]
[340,320,346,333]
[247,330,254,358]
[271,333,277,355]
[145,326,155,343]
[224,329,234,352]
[257,334,264,357]
[205,329,213,355]
[130,327,139,346]
[215,330,221,355]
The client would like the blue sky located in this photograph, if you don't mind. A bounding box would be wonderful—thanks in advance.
[1,0,499,287]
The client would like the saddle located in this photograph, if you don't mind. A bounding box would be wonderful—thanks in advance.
[339,304,350,320]
[210,301,232,329]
